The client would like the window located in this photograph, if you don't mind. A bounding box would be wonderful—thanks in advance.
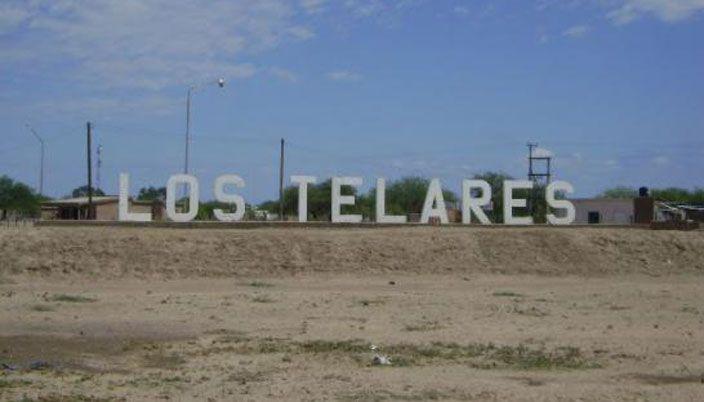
[588,211,600,224]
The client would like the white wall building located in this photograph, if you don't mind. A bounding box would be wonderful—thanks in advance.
[570,198,634,224]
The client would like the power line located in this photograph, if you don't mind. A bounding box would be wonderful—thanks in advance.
[24,123,45,195]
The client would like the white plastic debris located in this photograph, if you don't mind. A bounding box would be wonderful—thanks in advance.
[372,354,392,365]
[370,344,392,365]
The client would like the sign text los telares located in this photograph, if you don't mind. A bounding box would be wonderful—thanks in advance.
[118,173,576,225]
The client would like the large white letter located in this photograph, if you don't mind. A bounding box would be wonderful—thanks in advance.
[291,175,317,222]
[546,181,575,225]
[331,177,363,223]
[166,174,199,222]
[503,180,533,225]
[376,178,406,224]
[213,175,245,222]
[462,179,491,225]
[420,179,448,224]
[118,173,151,222]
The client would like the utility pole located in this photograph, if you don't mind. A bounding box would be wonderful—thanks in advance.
[96,144,103,191]
[183,78,226,177]
[526,142,537,218]
[87,122,93,220]
[526,142,552,220]
[182,78,226,199]
[527,142,537,182]
[526,142,552,184]
[25,124,45,195]
[279,138,285,221]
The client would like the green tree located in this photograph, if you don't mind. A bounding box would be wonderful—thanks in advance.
[370,176,458,220]
[195,202,264,221]
[68,185,105,198]
[600,186,638,199]
[196,201,226,220]
[651,187,704,203]
[260,179,340,220]
[471,172,514,223]
[259,176,459,221]
[599,186,704,204]
[0,175,42,219]
[137,186,166,201]
[466,172,553,223]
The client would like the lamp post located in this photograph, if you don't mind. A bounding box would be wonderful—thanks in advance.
[184,77,226,175]
[25,124,45,195]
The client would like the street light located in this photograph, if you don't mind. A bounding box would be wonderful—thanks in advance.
[184,77,226,176]
[25,123,45,195]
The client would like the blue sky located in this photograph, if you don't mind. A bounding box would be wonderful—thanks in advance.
[1,0,702,202]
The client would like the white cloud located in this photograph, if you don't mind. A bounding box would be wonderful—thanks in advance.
[343,0,423,18]
[26,95,182,117]
[326,70,363,81]
[269,67,299,83]
[652,155,670,166]
[604,159,619,168]
[288,25,316,40]
[606,0,704,25]
[562,24,590,37]
[453,6,470,16]
[345,0,385,17]
[532,147,553,158]
[537,0,704,25]
[300,0,328,14]
[556,152,585,169]
[390,159,405,169]
[0,0,314,91]
[0,3,30,34]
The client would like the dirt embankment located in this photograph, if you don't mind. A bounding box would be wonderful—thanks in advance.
[1,226,703,279]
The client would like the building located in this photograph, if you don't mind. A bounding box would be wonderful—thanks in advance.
[570,198,635,225]
[656,202,704,223]
[41,196,165,221]
[681,205,704,222]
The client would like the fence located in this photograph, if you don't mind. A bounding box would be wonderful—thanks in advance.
[0,218,37,229]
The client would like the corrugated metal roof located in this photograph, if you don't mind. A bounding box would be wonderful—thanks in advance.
[568,198,633,203]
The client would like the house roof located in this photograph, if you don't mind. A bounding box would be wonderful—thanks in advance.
[658,202,704,211]
[42,196,119,206]
[41,196,160,207]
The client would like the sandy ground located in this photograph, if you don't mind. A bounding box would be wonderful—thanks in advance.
[1,226,703,401]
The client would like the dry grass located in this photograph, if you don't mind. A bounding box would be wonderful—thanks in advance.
[0,379,32,389]
[251,295,275,303]
[49,294,97,303]
[493,291,523,298]
[631,373,704,385]
[30,304,55,312]
[248,281,274,288]
[141,352,187,370]
[197,336,598,370]
[403,320,443,332]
